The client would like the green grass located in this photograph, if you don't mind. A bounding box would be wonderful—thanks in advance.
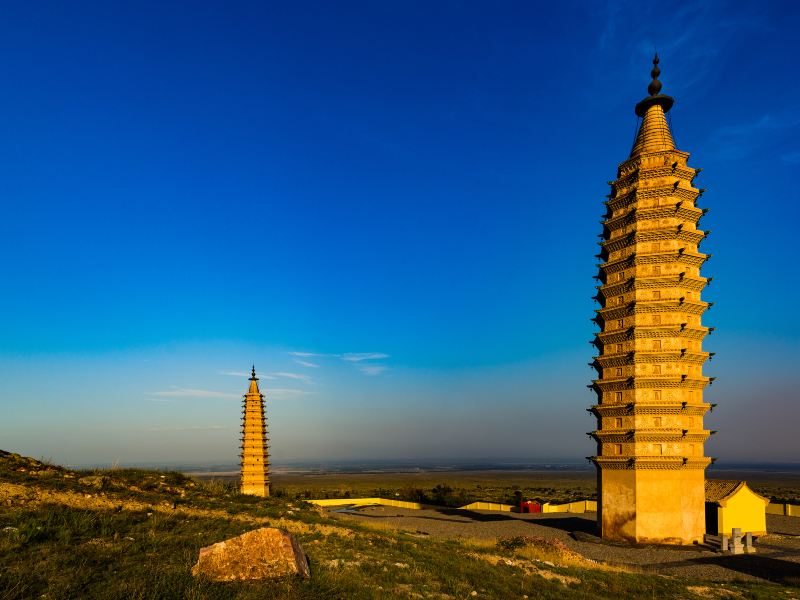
[0,450,795,599]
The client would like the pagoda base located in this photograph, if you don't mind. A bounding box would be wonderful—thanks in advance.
[597,465,705,544]
[240,482,270,497]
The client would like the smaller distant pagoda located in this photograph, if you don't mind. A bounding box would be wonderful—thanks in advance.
[240,366,270,497]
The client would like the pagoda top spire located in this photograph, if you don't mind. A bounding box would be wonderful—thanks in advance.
[634,53,675,118]
[630,54,676,157]
[247,365,261,395]
[648,53,663,95]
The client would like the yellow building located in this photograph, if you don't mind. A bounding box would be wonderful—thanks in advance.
[240,366,270,497]
[705,480,768,536]
[588,56,713,544]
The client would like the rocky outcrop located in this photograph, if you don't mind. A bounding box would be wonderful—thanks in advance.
[191,527,310,581]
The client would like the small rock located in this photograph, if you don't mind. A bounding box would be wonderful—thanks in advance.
[78,475,107,489]
[192,527,310,581]
[393,562,409,568]
[471,592,478,597]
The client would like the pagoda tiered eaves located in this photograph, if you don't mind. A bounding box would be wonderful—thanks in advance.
[588,56,715,543]
[603,205,704,228]
[589,403,712,417]
[239,366,271,497]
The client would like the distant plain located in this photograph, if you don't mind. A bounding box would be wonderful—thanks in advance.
[190,464,800,506]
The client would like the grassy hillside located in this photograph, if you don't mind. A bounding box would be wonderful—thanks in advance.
[0,451,790,599]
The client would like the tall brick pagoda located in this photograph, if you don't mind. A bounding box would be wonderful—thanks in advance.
[588,55,713,543]
[240,366,270,497]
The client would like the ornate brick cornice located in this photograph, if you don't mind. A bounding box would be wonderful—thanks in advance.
[594,351,709,367]
[597,299,709,320]
[595,326,709,344]
[591,377,711,391]
[603,205,702,230]
[589,456,711,470]
[589,402,711,417]
[616,149,690,175]
[605,186,699,212]
[590,429,710,443]
[598,250,709,274]
[599,276,707,297]
[602,229,706,253]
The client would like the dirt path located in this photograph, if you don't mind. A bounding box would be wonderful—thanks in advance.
[333,505,800,584]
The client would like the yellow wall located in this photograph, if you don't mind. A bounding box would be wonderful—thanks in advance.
[716,485,768,536]
[541,500,596,514]
[459,502,514,512]
[764,503,800,517]
[308,497,427,510]
[310,497,598,514]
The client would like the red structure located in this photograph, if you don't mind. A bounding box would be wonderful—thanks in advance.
[520,501,541,513]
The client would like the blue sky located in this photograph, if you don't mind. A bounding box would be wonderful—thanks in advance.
[1,1,798,466]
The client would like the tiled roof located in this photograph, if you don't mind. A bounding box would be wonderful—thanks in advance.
[705,479,744,503]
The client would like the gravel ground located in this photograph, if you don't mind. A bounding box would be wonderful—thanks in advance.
[332,506,800,584]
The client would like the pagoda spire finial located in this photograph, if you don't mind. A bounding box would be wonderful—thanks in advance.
[250,365,257,380]
[634,54,674,117]
[647,53,662,96]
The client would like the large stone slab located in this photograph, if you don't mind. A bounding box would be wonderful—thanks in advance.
[192,527,310,581]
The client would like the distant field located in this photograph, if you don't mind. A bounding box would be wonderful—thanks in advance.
[197,468,800,506]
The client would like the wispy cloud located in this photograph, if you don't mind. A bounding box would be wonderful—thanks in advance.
[267,388,314,400]
[709,113,800,160]
[149,388,239,400]
[146,425,228,432]
[592,0,766,103]
[781,151,800,165]
[597,1,623,50]
[286,350,389,374]
[288,350,389,362]
[341,352,389,362]
[294,359,319,368]
[220,370,275,379]
[270,372,312,382]
[359,365,388,376]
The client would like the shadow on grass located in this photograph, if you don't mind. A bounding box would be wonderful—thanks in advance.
[659,553,800,586]
[526,516,598,535]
